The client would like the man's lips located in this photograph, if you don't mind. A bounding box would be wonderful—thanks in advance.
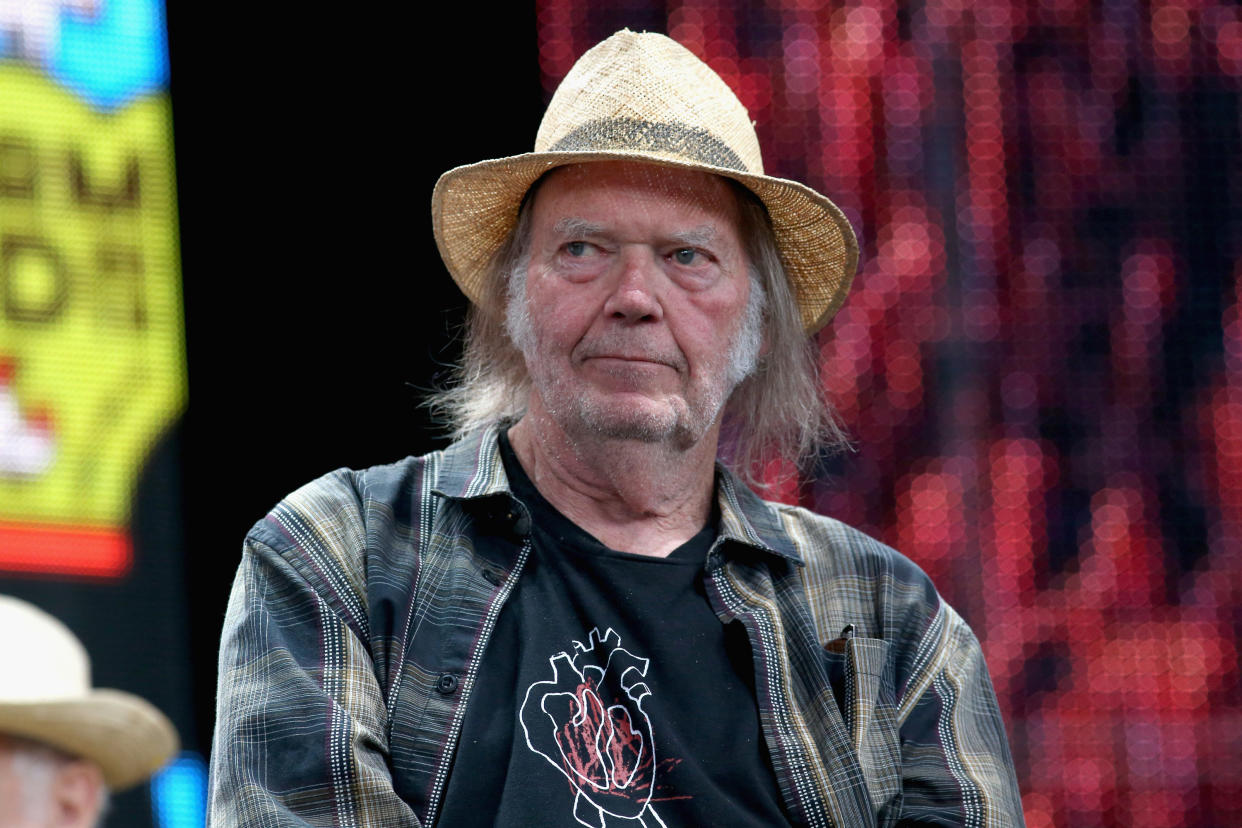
[580,354,682,372]
[574,334,688,375]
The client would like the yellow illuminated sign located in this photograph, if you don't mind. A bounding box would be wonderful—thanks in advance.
[0,64,185,577]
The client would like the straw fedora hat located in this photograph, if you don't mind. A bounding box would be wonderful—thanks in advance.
[0,595,178,790]
[432,29,859,334]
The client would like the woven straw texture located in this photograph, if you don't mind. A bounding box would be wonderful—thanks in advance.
[432,29,859,333]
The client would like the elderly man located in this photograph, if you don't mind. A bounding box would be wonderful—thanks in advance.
[0,596,178,828]
[210,30,1023,827]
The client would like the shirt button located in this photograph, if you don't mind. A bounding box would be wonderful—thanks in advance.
[436,673,458,695]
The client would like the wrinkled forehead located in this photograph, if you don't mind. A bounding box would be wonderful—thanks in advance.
[528,160,745,227]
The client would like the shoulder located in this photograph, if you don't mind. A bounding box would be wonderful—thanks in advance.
[238,452,448,632]
[770,503,939,608]
[245,454,438,562]
[766,502,975,695]
[237,426,504,606]
[717,472,940,633]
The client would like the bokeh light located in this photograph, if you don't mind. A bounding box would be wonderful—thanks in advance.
[537,2,1242,824]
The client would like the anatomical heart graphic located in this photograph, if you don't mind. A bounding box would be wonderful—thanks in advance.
[519,628,666,828]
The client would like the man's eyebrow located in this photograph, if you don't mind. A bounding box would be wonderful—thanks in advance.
[552,217,605,237]
[670,226,717,247]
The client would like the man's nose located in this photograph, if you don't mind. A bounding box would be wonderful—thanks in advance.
[602,247,664,322]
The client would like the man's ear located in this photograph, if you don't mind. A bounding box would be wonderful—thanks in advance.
[48,759,105,828]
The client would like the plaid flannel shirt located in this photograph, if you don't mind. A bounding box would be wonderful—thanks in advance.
[209,427,1024,827]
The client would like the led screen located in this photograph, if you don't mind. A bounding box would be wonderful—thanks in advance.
[0,1,201,826]
[538,3,1240,826]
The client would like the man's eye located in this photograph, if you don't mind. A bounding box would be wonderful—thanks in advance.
[672,248,699,265]
[566,241,591,257]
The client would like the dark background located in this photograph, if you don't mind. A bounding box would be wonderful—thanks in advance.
[169,1,543,772]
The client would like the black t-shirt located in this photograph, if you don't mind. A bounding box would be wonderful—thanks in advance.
[438,432,791,827]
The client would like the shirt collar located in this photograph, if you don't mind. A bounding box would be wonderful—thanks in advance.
[433,426,802,565]
[432,424,514,501]
[713,464,803,564]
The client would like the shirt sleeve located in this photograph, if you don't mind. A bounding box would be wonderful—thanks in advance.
[896,604,1025,827]
[207,532,419,827]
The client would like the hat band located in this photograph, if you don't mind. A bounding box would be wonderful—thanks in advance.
[547,117,748,172]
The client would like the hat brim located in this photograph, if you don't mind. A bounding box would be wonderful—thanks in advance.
[432,150,859,334]
[0,690,179,790]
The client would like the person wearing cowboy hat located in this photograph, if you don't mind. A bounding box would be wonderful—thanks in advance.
[0,596,178,828]
[210,30,1023,827]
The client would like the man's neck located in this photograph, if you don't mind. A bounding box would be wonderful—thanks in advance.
[507,411,719,559]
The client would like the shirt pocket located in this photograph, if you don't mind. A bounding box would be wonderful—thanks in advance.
[826,636,902,820]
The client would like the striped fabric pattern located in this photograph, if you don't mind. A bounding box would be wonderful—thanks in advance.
[208,428,1023,826]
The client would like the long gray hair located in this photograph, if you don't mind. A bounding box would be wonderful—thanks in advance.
[426,177,848,483]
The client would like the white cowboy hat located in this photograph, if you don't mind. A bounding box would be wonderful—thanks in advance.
[0,595,178,790]
[432,29,859,334]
